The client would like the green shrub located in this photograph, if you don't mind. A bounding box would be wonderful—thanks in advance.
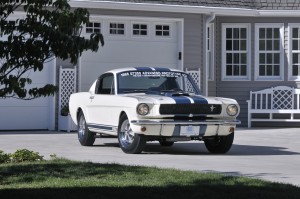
[50,153,58,160]
[10,149,44,163]
[0,150,10,163]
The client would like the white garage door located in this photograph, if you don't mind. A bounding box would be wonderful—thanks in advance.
[80,16,183,91]
[0,60,56,130]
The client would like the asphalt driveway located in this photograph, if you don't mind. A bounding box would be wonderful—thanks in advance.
[0,127,300,187]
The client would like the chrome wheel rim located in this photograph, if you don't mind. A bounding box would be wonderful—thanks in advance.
[78,115,86,138]
[120,119,135,146]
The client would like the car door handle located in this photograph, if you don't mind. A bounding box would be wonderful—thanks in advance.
[90,96,94,100]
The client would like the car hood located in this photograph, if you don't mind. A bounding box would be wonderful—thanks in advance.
[123,92,236,105]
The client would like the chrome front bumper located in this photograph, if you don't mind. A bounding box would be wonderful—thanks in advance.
[130,119,240,137]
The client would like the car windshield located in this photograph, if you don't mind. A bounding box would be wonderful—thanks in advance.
[117,70,200,94]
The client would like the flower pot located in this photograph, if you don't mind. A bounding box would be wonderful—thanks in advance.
[58,114,77,132]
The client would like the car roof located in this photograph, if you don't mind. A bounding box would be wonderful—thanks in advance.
[106,67,183,74]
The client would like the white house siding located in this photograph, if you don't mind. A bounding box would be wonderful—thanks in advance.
[214,16,300,127]
[184,14,205,92]
[0,60,56,130]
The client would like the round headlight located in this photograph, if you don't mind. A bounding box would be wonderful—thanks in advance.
[137,103,150,115]
[226,104,238,116]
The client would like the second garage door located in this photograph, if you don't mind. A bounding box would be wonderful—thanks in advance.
[0,60,56,130]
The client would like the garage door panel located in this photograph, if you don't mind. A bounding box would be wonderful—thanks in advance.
[14,65,53,84]
[0,59,55,130]
[0,97,48,107]
[83,41,177,63]
[0,106,48,130]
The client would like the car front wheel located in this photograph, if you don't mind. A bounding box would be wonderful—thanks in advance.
[77,111,95,146]
[204,133,234,154]
[118,114,146,154]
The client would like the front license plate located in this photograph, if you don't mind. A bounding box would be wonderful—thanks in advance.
[180,125,199,136]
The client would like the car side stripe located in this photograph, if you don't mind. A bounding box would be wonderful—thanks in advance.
[87,123,117,131]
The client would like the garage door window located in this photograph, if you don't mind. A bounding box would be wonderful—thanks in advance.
[156,25,170,37]
[132,24,148,36]
[110,23,125,35]
[86,22,101,33]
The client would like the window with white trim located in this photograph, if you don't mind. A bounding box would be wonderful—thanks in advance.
[207,24,214,81]
[155,24,170,37]
[222,24,250,80]
[109,23,125,35]
[255,24,284,81]
[132,23,148,36]
[289,24,300,80]
[86,22,101,34]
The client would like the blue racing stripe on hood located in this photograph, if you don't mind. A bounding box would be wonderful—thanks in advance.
[154,92,208,104]
[172,96,191,104]
[190,96,208,104]
[164,93,191,104]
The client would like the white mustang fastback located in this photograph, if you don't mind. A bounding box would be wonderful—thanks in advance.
[69,67,240,154]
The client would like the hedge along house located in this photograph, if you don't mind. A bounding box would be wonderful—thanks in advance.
[1,0,300,130]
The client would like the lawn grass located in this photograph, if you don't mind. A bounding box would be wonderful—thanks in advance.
[0,159,299,199]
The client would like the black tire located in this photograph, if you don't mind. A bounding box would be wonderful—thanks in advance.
[204,132,234,154]
[77,111,95,146]
[118,114,146,154]
[159,140,174,147]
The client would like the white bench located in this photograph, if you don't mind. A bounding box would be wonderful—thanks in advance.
[247,86,300,128]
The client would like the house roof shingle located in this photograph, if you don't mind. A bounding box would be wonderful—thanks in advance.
[103,0,300,10]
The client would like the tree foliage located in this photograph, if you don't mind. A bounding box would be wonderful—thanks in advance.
[0,0,104,99]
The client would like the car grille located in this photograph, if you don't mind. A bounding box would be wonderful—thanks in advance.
[159,104,222,115]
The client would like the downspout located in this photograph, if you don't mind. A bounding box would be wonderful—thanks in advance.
[206,12,216,27]
[203,12,215,96]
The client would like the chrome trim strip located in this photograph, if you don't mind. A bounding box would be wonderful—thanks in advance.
[131,120,241,125]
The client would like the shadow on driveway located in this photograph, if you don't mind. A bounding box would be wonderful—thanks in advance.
[92,141,300,156]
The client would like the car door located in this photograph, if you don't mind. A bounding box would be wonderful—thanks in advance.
[86,73,117,134]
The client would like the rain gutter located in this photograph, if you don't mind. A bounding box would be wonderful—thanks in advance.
[69,0,258,16]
